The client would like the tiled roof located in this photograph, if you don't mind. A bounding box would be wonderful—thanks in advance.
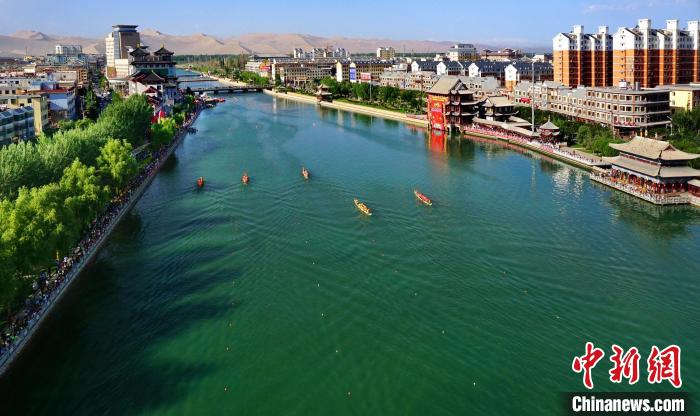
[609,136,700,161]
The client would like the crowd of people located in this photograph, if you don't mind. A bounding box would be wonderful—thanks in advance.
[463,124,603,167]
[0,106,201,363]
[591,171,690,204]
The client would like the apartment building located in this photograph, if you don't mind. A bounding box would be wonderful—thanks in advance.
[553,25,612,87]
[480,48,523,62]
[0,93,49,135]
[378,70,440,91]
[468,61,510,84]
[0,106,35,145]
[513,81,671,135]
[376,47,396,60]
[411,60,439,73]
[335,60,395,83]
[447,44,478,61]
[504,62,554,91]
[554,19,700,88]
[272,59,335,86]
[612,19,700,88]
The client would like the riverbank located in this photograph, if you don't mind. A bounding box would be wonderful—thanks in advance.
[0,106,203,377]
[264,90,610,173]
[264,90,430,128]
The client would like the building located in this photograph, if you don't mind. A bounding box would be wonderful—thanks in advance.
[105,25,141,80]
[0,93,49,135]
[126,45,178,109]
[376,47,396,60]
[273,59,335,86]
[426,76,480,131]
[480,95,518,121]
[437,61,470,76]
[592,136,700,204]
[613,19,700,88]
[411,60,439,73]
[293,47,348,59]
[379,70,440,91]
[55,44,82,56]
[468,61,509,84]
[513,81,671,135]
[0,106,35,145]
[480,48,523,61]
[533,54,553,63]
[335,60,394,83]
[663,83,700,113]
[553,25,612,87]
[447,44,478,61]
[461,76,500,98]
[244,59,271,77]
[504,62,554,91]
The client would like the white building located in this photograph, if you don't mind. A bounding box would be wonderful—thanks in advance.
[447,43,477,61]
[105,24,141,80]
[54,44,82,55]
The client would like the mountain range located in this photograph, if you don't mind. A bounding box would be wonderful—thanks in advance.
[0,29,548,57]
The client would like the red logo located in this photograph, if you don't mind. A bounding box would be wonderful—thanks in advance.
[572,342,605,389]
[609,345,640,385]
[647,345,682,388]
[572,344,682,389]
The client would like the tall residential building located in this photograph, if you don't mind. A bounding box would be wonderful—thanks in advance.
[105,25,141,79]
[553,25,612,87]
[612,19,700,88]
[447,44,477,61]
[376,47,396,60]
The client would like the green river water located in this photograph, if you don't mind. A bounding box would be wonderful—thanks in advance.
[1,94,698,415]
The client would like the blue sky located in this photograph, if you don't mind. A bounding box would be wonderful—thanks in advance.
[1,0,697,45]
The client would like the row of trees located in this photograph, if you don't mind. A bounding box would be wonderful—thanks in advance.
[517,106,700,163]
[319,77,425,113]
[516,107,621,156]
[0,95,152,200]
[182,55,248,79]
[0,94,166,319]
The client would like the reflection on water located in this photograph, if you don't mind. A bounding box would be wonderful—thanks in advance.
[604,186,700,239]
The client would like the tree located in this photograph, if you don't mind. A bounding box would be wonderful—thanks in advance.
[83,86,100,120]
[97,139,138,191]
[97,94,152,146]
[59,160,109,227]
[150,118,177,149]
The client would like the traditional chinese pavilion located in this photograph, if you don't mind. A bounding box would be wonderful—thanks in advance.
[603,136,700,194]
[537,119,560,142]
[426,76,479,132]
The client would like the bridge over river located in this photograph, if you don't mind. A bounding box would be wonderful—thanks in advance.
[178,76,266,94]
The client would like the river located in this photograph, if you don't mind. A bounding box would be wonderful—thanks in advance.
[1,93,698,415]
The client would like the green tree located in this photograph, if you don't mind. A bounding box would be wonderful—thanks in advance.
[151,118,177,149]
[97,94,152,145]
[83,86,100,120]
[97,139,138,191]
[60,160,109,227]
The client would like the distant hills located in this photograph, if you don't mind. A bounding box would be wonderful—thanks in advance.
[0,29,548,57]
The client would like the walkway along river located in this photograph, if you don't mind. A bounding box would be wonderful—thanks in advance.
[0,105,202,377]
[0,94,697,415]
